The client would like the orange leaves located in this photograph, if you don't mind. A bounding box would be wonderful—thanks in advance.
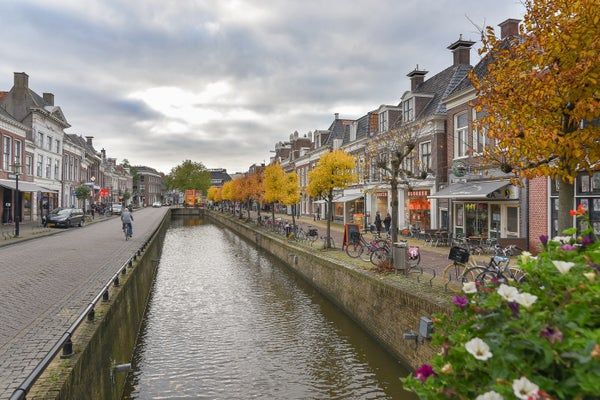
[307,150,356,198]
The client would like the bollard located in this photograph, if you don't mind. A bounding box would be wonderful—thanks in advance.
[87,308,95,321]
[102,290,109,302]
[122,267,126,275]
[114,276,120,287]
[60,335,74,358]
[128,260,133,267]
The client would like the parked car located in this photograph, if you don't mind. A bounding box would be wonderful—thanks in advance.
[111,204,123,215]
[46,208,85,228]
[152,201,162,208]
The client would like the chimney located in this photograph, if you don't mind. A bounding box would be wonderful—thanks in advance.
[85,136,94,146]
[14,72,29,89]
[447,35,476,66]
[43,92,54,106]
[498,18,521,39]
[407,67,428,91]
[334,113,339,120]
[101,148,106,161]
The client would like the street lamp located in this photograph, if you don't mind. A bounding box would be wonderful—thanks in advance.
[8,163,22,237]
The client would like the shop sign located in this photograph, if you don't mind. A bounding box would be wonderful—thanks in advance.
[408,190,430,198]
[99,188,110,197]
[374,191,388,198]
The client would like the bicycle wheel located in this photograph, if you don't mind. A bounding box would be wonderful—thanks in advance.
[370,248,389,267]
[507,267,527,283]
[346,242,363,258]
[360,247,373,262]
[461,266,488,283]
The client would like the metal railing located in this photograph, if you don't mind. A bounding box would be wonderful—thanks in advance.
[9,218,165,400]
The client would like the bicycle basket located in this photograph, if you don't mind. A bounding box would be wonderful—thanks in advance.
[449,246,469,263]
[308,228,318,237]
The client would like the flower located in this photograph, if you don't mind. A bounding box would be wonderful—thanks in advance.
[512,376,539,400]
[465,337,493,361]
[508,301,520,316]
[539,235,548,245]
[415,364,435,382]
[440,363,453,374]
[551,236,572,244]
[475,391,504,400]
[560,244,577,251]
[552,260,575,274]
[497,284,520,302]
[584,272,596,282]
[540,326,563,344]
[569,203,586,216]
[452,295,469,309]
[581,235,594,247]
[462,281,477,294]
[515,292,538,309]
[519,251,533,262]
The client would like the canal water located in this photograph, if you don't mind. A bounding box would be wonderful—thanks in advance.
[122,217,415,399]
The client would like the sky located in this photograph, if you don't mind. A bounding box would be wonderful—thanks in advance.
[0,0,524,174]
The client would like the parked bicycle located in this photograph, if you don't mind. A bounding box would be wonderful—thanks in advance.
[462,254,526,285]
[345,232,388,262]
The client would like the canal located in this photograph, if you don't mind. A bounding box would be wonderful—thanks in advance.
[123,216,415,399]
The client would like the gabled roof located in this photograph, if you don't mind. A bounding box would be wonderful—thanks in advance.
[324,118,353,146]
[408,64,472,119]
[342,114,369,145]
[210,169,232,182]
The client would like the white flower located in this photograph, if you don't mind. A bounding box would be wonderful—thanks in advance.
[462,281,477,294]
[552,260,575,274]
[512,376,539,400]
[497,283,520,302]
[551,235,572,243]
[476,391,504,400]
[515,292,538,309]
[519,251,532,262]
[465,337,493,361]
[583,272,595,282]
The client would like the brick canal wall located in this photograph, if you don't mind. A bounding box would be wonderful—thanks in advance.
[206,211,451,370]
[28,211,170,400]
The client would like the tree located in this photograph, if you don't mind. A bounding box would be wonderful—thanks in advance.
[307,150,356,248]
[246,171,264,218]
[221,180,234,212]
[473,0,600,232]
[263,163,286,223]
[166,160,211,194]
[122,190,131,205]
[75,185,91,213]
[281,172,301,227]
[366,123,419,243]
[207,186,218,202]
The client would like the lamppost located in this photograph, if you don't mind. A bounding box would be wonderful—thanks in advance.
[8,163,22,237]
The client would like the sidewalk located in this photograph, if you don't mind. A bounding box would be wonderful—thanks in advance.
[0,214,116,249]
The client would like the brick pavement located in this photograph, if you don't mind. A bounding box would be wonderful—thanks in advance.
[0,207,168,399]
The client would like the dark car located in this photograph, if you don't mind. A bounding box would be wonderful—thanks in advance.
[46,208,85,228]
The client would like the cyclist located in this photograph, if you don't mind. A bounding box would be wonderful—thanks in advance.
[121,206,134,238]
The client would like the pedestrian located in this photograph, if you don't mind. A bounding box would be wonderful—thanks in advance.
[91,204,95,219]
[384,212,392,234]
[121,206,134,237]
[375,211,382,235]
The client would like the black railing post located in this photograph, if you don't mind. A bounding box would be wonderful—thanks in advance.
[102,290,109,302]
[87,308,95,321]
[60,335,74,358]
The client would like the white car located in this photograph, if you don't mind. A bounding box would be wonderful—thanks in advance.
[152,202,162,208]
[111,204,123,215]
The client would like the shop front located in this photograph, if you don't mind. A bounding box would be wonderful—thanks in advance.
[407,190,431,230]
[372,191,389,215]
[550,172,600,237]
[333,193,364,225]
[0,179,54,223]
[430,180,520,239]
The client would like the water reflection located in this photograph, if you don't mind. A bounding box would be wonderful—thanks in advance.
[123,217,415,399]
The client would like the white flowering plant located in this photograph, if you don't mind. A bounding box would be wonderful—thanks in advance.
[403,208,600,399]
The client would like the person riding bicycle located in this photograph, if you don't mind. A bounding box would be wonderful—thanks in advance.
[121,206,134,238]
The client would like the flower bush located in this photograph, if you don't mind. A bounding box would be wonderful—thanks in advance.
[403,210,600,399]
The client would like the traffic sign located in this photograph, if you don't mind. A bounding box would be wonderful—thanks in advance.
[7,173,17,179]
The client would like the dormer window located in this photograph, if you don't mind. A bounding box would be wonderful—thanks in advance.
[403,98,414,122]
[379,111,388,132]
[350,124,357,141]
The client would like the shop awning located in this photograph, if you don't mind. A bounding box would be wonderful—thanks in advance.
[333,193,364,203]
[0,179,56,193]
[313,199,327,204]
[428,180,511,199]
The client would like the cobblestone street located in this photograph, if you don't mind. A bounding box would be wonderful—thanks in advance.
[0,207,168,399]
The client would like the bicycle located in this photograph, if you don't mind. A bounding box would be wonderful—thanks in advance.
[320,235,336,249]
[442,246,483,289]
[123,222,132,240]
[369,242,421,270]
[306,226,319,246]
[463,255,526,285]
[345,233,388,262]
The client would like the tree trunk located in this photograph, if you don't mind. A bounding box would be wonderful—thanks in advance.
[390,178,399,243]
[272,203,275,224]
[291,204,296,227]
[326,191,333,248]
[247,199,251,219]
[557,179,575,234]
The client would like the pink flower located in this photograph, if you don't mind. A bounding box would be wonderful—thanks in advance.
[415,364,435,382]
[452,295,468,309]
[539,235,548,245]
[560,244,577,251]
[540,326,563,344]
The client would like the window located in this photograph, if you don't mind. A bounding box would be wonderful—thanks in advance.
[15,140,22,169]
[472,109,486,154]
[379,111,388,132]
[46,157,52,178]
[454,112,468,158]
[420,141,431,171]
[38,132,44,147]
[403,151,414,174]
[506,206,519,237]
[47,136,52,151]
[56,140,61,154]
[37,155,43,177]
[349,123,357,141]
[3,136,12,170]
[54,159,60,179]
[403,98,414,122]
[26,155,33,175]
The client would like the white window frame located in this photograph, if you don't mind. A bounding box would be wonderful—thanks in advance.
[472,109,487,155]
[37,155,43,177]
[26,154,33,175]
[379,111,388,132]
[47,136,53,151]
[403,98,414,122]
[420,141,431,171]
[54,159,60,180]
[14,140,22,170]
[38,132,44,147]
[46,157,52,179]
[3,136,12,170]
[454,112,468,159]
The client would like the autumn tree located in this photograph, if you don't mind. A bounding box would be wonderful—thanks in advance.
[281,171,301,227]
[307,150,356,248]
[366,123,420,243]
[473,0,600,232]
[166,160,211,194]
[221,180,234,212]
[207,186,218,202]
[246,171,264,218]
[263,163,286,222]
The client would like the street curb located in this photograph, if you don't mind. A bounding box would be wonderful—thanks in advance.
[0,215,118,249]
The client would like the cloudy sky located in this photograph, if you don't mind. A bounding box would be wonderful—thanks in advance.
[0,0,523,174]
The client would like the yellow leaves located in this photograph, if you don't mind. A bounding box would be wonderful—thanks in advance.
[281,172,301,207]
[263,163,286,204]
[307,150,356,198]
[207,186,218,201]
[221,180,234,201]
